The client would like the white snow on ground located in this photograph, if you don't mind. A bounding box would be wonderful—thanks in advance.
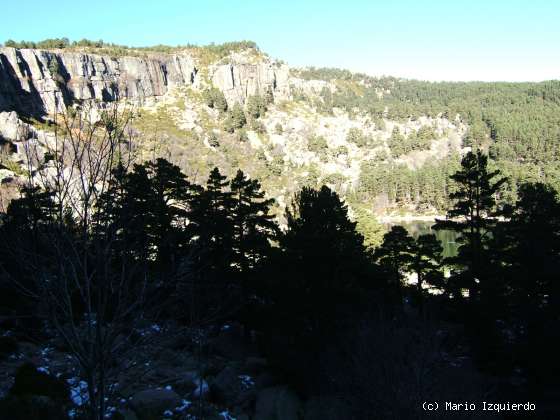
[191,379,209,398]
[67,377,89,406]
[175,399,191,412]
[220,410,236,420]
[238,375,254,388]
[104,406,116,418]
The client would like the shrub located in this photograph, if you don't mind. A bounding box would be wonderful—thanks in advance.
[323,173,347,187]
[203,88,228,112]
[224,103,247,133]
[236,128,249,142]
[373,117,386,131]
[346,128,373,147]
[274,123,283,134]
[264,87,274,105]
[250,119,267,134]
[417,125,436,141]
[307,135,328,155]
[207,132,220,147]
[246,94,268,119]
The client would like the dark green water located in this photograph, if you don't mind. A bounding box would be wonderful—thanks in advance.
[383,220,459,258]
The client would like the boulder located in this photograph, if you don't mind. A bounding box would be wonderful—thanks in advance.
[189,377,210,400]
[174,370,203,395]
[210,366,245,405]
[254,386,302,420]
[129,388,181,420]
[0,111,32,142]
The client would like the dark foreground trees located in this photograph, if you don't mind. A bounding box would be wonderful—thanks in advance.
[2,134,560,418]
[0,106,281,419]
[435,150,507,301]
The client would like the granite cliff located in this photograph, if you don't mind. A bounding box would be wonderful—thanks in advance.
[0,47,290,116]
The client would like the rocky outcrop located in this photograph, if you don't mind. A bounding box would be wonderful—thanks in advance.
[0,47,198,116]
[210,53,290,105]
[0,111,25,141]
[0,111,52,145]
[0,47,292,117]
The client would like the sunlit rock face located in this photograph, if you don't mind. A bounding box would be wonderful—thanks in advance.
[210,53,290,105]
[0,47,291,116]
[0,47,198,115]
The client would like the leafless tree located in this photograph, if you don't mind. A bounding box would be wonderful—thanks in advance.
[0,99,244,419]
[2,101,166,420]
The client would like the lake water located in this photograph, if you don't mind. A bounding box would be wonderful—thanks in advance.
[382,220,459,258]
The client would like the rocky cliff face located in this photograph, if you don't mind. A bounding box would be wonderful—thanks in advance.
[210,53,290,105]
[0,47,198,116]
[0,48,291,117]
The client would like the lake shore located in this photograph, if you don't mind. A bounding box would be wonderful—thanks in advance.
[377,214,447,223]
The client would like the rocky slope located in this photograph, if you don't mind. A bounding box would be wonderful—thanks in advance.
[0,45,466,222]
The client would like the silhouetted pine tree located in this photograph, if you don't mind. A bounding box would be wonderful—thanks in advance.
[190,167,234,274]
[410,233,443,295]
[281,186,365,294]
[3,186,57,235]
[0,186,59,320]
[93,163,134,258]
[374,226,415,289]
[230,169,278,273]
[501,182,560,309]
[143,158,195,268]
[261,185,368,393]
[435,150,506,301]
[496,182,560,388]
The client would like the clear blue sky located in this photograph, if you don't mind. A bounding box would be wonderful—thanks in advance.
[1,0,558,81]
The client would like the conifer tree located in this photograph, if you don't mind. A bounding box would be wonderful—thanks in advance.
[144,158,195,266]
[224,103,247,133]
[190,167,234,272]
[374,226,415,288]
[282,186,365,287]
[410,233,443,294]
[230,170,278,273]
[278,185,366,323]
[501,182,560,308]
[435,150,506,300]
[93,163,135,257]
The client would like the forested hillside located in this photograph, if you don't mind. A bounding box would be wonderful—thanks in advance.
[2,41,560,227]
[294,68,560,209]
